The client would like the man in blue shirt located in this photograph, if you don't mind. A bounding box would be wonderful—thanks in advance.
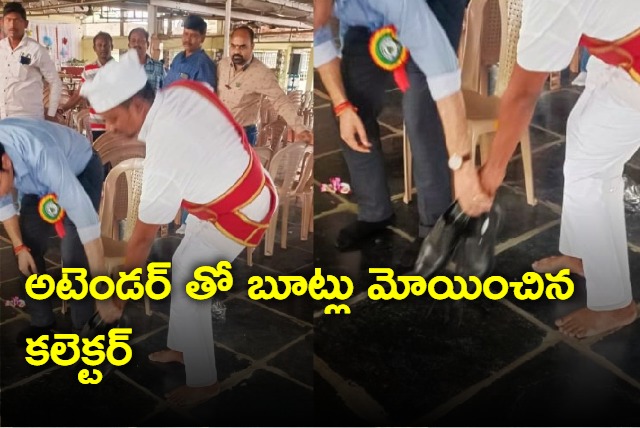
[0,118,105,344]
[164,15,217,90]
[315,0,483,267]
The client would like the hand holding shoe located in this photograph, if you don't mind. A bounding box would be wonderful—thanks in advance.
[454,163,492,217]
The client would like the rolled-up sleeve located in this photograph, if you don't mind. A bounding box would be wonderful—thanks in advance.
[37,152,100,244]
[0,194,17,222]
[369,0,461,100]
[314,24,340,68]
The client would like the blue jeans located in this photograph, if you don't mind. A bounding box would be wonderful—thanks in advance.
[244,124,258,147]
[20,152,104,329]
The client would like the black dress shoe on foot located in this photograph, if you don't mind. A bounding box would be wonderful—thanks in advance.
[335,216,394,250]
[413,202,470,278]
[397,237,425,272]
[450,203,502,278]
[16,323,56,347]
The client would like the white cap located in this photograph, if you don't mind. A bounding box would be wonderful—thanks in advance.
[80,50,148,114]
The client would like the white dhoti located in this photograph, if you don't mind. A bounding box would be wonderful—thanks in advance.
[559,61,640,310]
[167,187,272,387]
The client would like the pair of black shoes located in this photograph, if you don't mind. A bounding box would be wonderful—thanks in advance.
[413,201,502,278]
[77,311,128,378]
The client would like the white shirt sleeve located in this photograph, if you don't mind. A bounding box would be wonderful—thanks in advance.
[35,44,63,117]
[517,0,582,72]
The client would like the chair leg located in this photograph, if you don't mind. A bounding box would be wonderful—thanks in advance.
[144,296,153,316]
[478,133,492,166]
[247,247,254,266]
[264,206,280,256]
[301,192,313,240]
[280,198,290,250]
[403,124,413,204]
[520,130,537,206]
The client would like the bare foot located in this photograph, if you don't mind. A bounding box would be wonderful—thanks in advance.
[555,302,638,338]
[148,349,184,364]
[166,383,220,408]
[531,255,584,276]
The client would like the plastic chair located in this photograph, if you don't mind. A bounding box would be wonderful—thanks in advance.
[263,142,309,256]
[98,158,152,315]
[403,0,536,206]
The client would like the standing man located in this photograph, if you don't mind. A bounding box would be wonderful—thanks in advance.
[61,31,115,141]
[314,0,475,265]
[164,15,216,90]
[0,118,106,344]
[0,2,63,120]
[81,50,276,407]
[468,0,640,338]
[128,27,165,93]
[217,25,312,146]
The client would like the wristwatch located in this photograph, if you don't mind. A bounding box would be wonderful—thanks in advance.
[448,152,472,171]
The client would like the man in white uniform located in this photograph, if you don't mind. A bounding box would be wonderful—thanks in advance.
[0,2,63,120]
[81,51,277,406]
[465,0,640,338]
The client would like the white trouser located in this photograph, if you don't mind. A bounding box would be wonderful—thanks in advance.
[167,186,271,386]
[560,62,640,310]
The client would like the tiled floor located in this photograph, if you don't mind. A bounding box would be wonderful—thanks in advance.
[0,214,313,426]
[313,74,640,426]
[3,70,640,427]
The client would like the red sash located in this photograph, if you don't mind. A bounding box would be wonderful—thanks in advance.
[168,80,277,247]
[580,28,640,84]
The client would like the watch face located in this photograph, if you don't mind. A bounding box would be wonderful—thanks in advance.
[448,154,462,170]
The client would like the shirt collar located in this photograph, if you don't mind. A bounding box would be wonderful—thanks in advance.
[229,55,254,72]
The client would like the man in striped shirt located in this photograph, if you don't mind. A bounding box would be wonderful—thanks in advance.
[61,31,115,141]
[128,27,165,93]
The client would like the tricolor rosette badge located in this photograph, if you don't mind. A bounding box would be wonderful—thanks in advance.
[38,193,66,238]
[369,25,410,92]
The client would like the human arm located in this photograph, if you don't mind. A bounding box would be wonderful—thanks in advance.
[479,65,548,196]
[1,213,37,276]
[36,46,64,118]
[314,18,370,153]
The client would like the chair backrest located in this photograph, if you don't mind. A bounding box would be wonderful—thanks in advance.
[254,146,273,168]
[267,142,308,198]
[459,0,489,92]
[74,108,93,143]
[495,0,524,96]
[99,157,144,241]
[293,144,314,196]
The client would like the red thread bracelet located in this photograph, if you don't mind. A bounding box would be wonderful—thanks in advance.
[13,244,30,255]
[333,101,357,117]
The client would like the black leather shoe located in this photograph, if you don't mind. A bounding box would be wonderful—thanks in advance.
[78,311,128,378]
[335,216,394,250]
[450,203,502,278]
[397,237,425,272]
[16,323,56,347]
[413,202,470,278]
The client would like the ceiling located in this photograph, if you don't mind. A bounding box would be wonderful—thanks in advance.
[7,0,313,28]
